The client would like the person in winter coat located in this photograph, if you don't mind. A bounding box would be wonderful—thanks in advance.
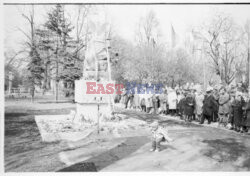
[152,94,158,114]
[150,121,174,152]
[128,94,134,109]
[191,89,197,120]
[212,88,220,122]
[140,94,146,112]
[228,91,236,130]
[145,94,153,113]
[231,91,245,132]
[200,87,218,124]
[243,92,250,132]
[176,91,183,116]
[195,89,204,122]
[218,87,231,127]
[133,91,141,111]
[178,91,187,119]
[159,91,168,114]
[123,92,129,109]
[168,88,177,116]
[184,90,196,122]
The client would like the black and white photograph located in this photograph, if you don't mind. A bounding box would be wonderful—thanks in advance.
[2,0,250,172]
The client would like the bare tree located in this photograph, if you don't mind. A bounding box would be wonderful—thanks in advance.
[73,5,91,75]
[136,10,159,47]
[202,14,242,85]
[18,5,44,102]
[133,10,165,83]
[4,50,28,67]
[243,19,250,89]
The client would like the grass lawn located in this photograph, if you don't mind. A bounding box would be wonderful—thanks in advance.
[4,98,75,172]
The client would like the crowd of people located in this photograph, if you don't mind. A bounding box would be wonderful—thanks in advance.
[114,82,250,134]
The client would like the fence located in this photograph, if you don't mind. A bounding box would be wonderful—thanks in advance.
[6,88,30,99]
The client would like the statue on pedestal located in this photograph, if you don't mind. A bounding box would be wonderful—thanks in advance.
[74,21,114,124]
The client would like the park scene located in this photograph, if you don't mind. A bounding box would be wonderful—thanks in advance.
[3,3,250,172]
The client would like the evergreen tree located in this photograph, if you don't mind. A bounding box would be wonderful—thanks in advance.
[35,28,55,93]
[27,47,44,98]
[44,4,74,100]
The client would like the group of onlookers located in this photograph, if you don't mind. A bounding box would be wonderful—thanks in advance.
[114,83,250,133]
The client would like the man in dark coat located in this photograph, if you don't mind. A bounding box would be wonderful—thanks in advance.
[178,91,186,120]
[140,96,146,112]
[231,91,245,132]
[243,93,250,132]
[200,87,218,124]
[212,88,219,122]
[184,90,195,122]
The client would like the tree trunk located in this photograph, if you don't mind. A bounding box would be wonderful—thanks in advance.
[30,78,35,102]
[42,63,48,95]
[55,80,58,102]
[55,60,59,102]
[247,48,250,88]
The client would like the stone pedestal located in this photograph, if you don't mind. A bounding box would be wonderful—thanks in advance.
[75,103,111,123]
[74,79,114,124]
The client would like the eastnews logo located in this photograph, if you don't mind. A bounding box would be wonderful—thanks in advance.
[86,82,164,95]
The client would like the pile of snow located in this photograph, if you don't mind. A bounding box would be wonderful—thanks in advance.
[35,111,149,142]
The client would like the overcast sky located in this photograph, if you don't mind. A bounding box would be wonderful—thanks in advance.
[4,4,250,52]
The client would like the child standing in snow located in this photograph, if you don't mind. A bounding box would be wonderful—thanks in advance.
[150,121,173,152]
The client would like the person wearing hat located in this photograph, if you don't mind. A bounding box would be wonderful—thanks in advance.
[200,87,218,124]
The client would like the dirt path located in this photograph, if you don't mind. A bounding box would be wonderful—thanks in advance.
[100,111,250,171]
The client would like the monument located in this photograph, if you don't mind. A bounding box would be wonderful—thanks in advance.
[74,22,115,124]
[34,22,147,143]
